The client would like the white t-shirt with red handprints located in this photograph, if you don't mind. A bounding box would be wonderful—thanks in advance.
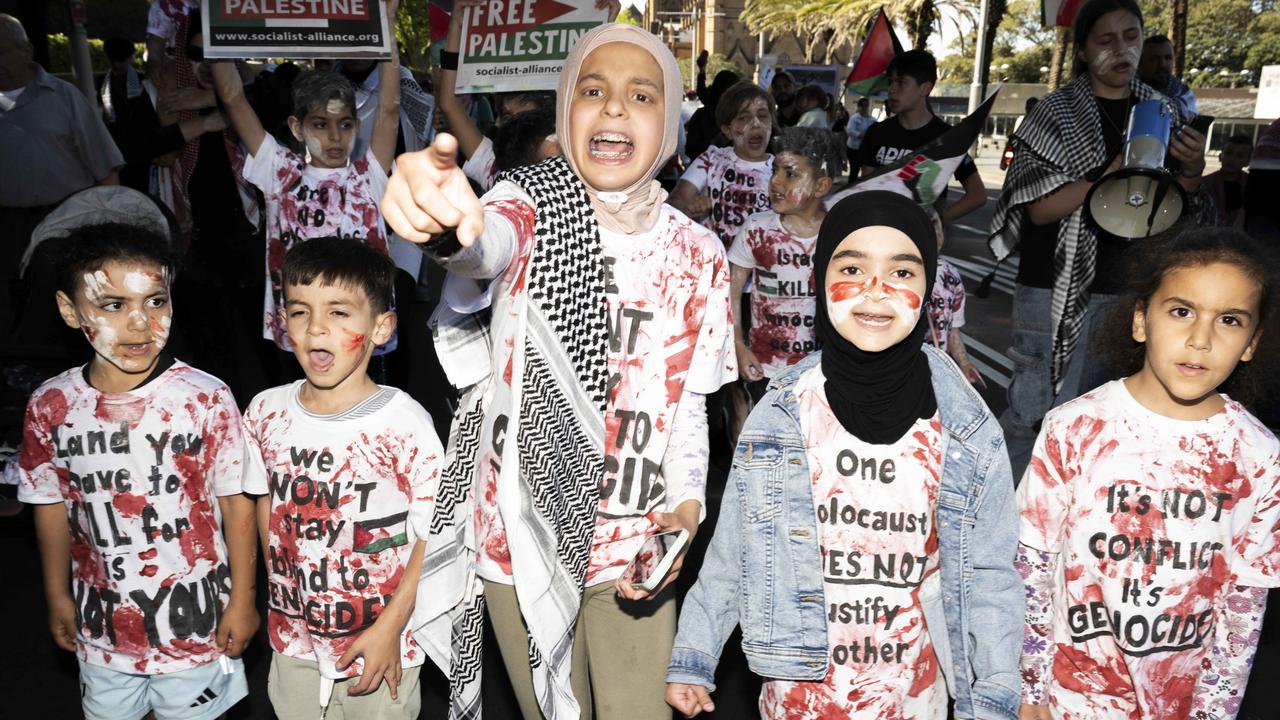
[18,362,244,675]
[680,145,773,248]
[727,210,820,378]
[1017,380,1280,719]
[466,182,736,587]
[241,134,391,350]
[242,383,442,679]
[760,365,948,719]
[462,137,498,193]
[926,261,966,353]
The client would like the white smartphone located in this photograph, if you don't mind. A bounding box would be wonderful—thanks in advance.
[622,528,691,592]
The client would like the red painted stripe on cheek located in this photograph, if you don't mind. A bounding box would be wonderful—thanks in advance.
[829,279,869,303]
[884,283,922,310]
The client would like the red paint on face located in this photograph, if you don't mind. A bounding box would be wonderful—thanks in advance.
[83,325,98,342]
[343,329,366,353]
[883,282,922,310]
[829,279,871,303]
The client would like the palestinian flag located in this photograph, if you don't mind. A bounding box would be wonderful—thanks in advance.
[828,88,1000,209]
[353,511,409,554]
[1042,0,1085,27]
[846,8,904,96]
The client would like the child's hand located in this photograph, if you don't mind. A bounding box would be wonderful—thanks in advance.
[380,133,485,246]
[1019,704,1053,720]
[47,593,77,652]
[216,597,259,658]
[336,619,405,698]
[736,343,764,382]
[667,682,715,717]
[615,500,700,601]
[685,192,712,219]
[961,362,986,389]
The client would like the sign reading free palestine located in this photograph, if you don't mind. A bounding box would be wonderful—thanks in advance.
[202,0,394,59]
[456,0,609,94]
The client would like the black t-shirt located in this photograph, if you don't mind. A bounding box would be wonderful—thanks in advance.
[1015,96,1128,290]
[858,114,979,183]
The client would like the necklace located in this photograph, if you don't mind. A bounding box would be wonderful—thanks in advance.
[1097,94,1131,138]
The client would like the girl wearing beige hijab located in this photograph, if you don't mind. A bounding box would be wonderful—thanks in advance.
[386,24,737,720]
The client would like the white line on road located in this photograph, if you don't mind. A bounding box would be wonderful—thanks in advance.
[960,332,1014,372]
[966,355,1011,389]
[945,257,1017,295]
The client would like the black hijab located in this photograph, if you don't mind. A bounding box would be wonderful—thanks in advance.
[813,191,939,445]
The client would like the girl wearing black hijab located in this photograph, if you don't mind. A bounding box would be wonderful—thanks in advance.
[667,191,1022,720]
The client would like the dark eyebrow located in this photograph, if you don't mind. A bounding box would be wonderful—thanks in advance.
[1163,296,1255,320]
[831,249,866,261]
[577,72,660,90]
[892,253,924,265]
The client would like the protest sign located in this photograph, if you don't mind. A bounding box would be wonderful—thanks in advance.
[202,0,394,59]
[455,0,609,94]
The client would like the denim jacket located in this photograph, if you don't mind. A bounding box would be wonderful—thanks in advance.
[667,347,1023,720]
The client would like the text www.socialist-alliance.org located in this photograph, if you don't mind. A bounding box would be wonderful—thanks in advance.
[216,30,381,43]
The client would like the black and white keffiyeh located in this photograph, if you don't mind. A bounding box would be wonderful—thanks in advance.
[988,75,1169,390]
[416,155,609,720]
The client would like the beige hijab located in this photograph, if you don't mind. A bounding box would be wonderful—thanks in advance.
[556,23,682,235]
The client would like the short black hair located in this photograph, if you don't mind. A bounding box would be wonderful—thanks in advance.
[54,222,177,297]
[1096,227,1280,408]
[1072,0,1144,77]
[716,81,777,129]
[103,37,135,63]
[887,49,937,86]
[796,84,827,109]
[291,70,357,121]
[1143,34,1171,46]
[498,91,555,118]
[494,107,555,172]
[772,126,844,179]
[856,96,870,107]
[281,237,395,313]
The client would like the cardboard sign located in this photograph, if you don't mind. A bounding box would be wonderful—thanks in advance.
[455,0,609,94]
[202,0,394,59]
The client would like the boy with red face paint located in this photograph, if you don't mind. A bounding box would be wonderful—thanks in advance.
[240,238,445,720]
[20,223,257,720]
[727,127,841,437]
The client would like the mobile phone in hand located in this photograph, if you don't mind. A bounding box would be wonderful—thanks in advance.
[622,529,690,593]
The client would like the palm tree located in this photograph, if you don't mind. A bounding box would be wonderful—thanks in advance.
[742,0,976,56]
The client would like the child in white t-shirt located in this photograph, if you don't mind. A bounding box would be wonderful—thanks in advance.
[379,23,735,720]
[1018,228,1280,720]
[669,81,775,248]
[241,238,444,719]
[209,26,401,351]
[924,209,984,387]
[726,127,840,439]
[20,223,256,720]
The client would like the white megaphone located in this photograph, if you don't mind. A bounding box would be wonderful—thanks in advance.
[1085,99,1185,239]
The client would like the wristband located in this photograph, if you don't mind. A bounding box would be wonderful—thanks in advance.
[421,228,463,258]
[440,51,459,71]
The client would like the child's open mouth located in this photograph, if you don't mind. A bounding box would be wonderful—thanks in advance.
[1176,362,1207,376]
[853,312,895,329]
[309,349,335,372]
[589,132,634,163]
[121,342,152,357]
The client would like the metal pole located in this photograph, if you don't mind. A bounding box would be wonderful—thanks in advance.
[968,0,991,114]
[690,2,699,91]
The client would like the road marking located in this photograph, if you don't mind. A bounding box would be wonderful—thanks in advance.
[967,355,1011,389]
[951,224,990,237]
[944,257,1017,296]
[959,332,1014,372]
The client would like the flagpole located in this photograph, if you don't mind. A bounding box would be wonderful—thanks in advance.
[968,0,991,114]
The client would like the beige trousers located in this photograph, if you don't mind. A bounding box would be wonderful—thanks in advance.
[266,652,423,720]
[484,580,677,720]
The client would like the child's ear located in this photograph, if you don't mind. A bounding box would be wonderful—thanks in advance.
[1241,329,1262,363]
[287,116,304,143]
[1131,302,1148,343]
[815,175,833,197]
[373,310,397,346]
[55,290,81,330]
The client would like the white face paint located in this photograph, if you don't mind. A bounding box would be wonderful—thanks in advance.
[82,270,111,303]
[326,99,346,115]
[303,128,326,164]
[826,277,922,327]
[1092,44,1141,79]
[122,270,164,294]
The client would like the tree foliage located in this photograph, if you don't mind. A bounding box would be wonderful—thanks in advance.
[741,0,975,59]
[1140,0,1280,87]
[937,0,1052,83]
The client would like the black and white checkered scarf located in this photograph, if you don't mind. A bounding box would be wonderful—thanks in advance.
[416,155,608,719]
[989,75,1168,389]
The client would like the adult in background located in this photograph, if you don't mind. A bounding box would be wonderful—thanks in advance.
[770,70,799,126]
[1138,34,1197,121]
[844,96,876,184]
[684,52,739,164]
[988,0,1211,480]
[0,13,123,334]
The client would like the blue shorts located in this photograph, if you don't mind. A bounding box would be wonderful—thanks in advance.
[79,655,248,720]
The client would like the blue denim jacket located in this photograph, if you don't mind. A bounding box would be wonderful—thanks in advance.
[667,347,1023,720]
